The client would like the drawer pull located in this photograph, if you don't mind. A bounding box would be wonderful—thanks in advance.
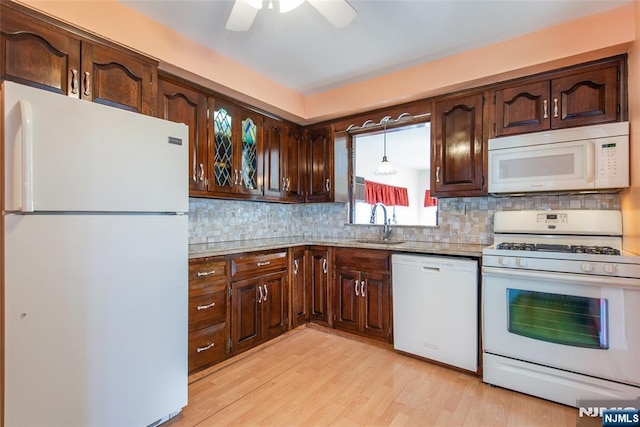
[197,270,216,277]
[196,342,215,353]
[196,302,216,310]
[256,261,271,267]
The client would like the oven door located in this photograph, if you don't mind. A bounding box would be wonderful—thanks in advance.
[482,266,640,386]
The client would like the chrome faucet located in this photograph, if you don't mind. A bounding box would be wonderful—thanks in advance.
[370,202,392,241]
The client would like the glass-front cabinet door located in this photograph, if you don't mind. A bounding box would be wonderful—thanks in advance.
[210,100,236,194]
[238,110,263,196]
[209,100,263,196]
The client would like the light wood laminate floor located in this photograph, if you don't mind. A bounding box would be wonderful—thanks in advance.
[165,327,577,426]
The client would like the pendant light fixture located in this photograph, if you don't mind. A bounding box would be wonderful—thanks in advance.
[374,118,397,176]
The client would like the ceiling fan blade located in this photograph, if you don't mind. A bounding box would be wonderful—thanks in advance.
[308,0,357,28]
[226,0,261,32]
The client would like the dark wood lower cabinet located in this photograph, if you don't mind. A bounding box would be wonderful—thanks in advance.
[230,251,289,356]
[291,247,309,327]
[231,277,262,355]
[309,247,331,325]
[333,248,392,343]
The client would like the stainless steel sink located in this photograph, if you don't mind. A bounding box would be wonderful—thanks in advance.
[352,239,406,245]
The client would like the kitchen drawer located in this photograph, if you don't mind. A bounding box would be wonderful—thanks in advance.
[189,284,227,330]
[189,322,226,373]
[189,258,227,290]
[230,251,287,279]
[335,248,390,272]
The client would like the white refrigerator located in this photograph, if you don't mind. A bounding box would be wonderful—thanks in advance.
[2,81,189,427]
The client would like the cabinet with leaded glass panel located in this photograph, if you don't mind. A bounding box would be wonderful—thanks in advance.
[208,100,263,198]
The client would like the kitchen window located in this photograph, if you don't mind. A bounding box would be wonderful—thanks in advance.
[351,121,436,226]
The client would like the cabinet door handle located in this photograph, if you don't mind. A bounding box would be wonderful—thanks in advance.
[70,69,79,94]
[325,178,330,192]
[435,166,441,183]
[553,98,559,118]
[282,177,286,191]
[197,270,216,277]
[293,259,299,275]
[543,99,548,119]
[360,281,366,298]
[354,279,359,297]
[322,258,328,274]
[196,302,216,310]
[263,285,268,302]
[258,285,264,303]
[257,261,271,267]
[286,177,291,191]
[199,163,205,182]
[196,342,215,353]
[83,71,91,96]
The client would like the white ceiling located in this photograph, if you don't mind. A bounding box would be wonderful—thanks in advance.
[119,0,630,95]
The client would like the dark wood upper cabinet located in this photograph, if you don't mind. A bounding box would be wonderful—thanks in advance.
[0,4,157,116]
[432,92,487,197]
[304,125,333,203]
[208,100,263,198]
[493,59,622,137]
[80,43,157,115]
[264,117,304,202]
[0,5,80,96]
[157,77,208,193]
[263,117,285,199]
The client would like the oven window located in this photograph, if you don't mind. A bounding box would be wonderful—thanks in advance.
[507,289,608,349]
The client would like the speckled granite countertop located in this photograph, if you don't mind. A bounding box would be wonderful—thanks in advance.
[189,237,485,259]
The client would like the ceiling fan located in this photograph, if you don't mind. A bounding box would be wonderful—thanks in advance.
[226,0,357,31]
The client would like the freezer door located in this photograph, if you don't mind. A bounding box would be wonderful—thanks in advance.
[4,214,188,427]
[3,81,188,213]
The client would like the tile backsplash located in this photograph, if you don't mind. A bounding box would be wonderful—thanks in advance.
[189,193,620,246]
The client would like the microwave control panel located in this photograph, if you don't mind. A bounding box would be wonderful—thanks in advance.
[595,136,629,188]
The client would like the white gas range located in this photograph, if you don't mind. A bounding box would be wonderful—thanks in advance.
[481,210,640,407]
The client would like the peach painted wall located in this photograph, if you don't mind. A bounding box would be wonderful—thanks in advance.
[620,2,640,254]
[17,0,636,125]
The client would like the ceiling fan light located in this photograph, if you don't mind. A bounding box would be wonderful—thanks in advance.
[280,0,305,13]
[226,0,261,31]
[374,157,397,176]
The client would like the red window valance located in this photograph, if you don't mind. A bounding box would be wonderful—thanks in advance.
[424,190,437,207]
[364,180,409,207]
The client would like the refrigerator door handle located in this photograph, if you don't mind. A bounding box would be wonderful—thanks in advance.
[19,100,34,212]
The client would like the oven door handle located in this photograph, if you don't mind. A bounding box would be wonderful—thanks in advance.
[482,266,640,289]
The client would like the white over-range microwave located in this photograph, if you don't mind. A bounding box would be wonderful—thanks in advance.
[488,122,629,194]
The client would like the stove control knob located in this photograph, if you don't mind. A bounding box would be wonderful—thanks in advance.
[515,258,527,267]
[603,264,618,274]
[581,263,594,273]
[498,257,510,266]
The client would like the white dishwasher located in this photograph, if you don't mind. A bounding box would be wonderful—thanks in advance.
[392,254,478,372]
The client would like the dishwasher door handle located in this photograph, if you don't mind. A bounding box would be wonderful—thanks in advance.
[421,266,440,273]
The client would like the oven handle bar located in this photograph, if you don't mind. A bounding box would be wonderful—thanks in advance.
[482,266,640,289]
